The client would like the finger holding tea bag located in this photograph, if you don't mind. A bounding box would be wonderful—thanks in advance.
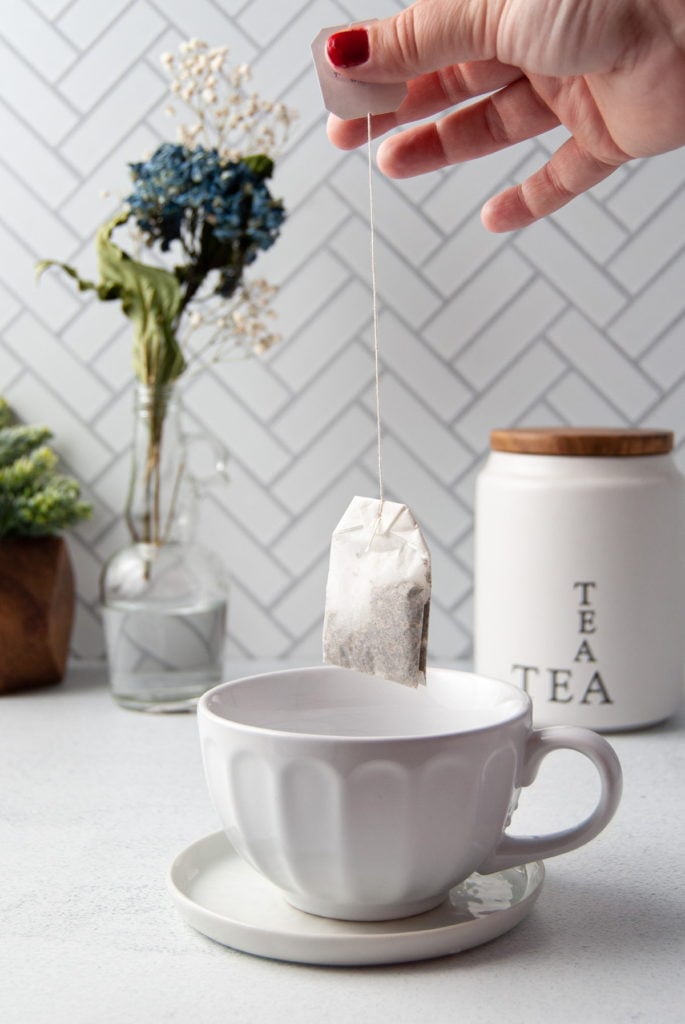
[323,495,431,687]
[311,22,407,120]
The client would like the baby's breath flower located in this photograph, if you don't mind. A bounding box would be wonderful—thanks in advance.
[161,39,296,161]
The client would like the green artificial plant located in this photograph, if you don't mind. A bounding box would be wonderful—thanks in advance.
[0,398,92,538]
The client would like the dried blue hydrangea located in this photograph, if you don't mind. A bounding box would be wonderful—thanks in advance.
[125,143,286,298]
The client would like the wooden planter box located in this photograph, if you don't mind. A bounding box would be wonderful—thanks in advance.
[0,536,75,694]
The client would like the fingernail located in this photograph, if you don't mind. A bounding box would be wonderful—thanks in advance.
[326,28,370,69]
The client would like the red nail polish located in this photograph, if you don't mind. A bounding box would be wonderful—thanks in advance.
[326,28,369,69]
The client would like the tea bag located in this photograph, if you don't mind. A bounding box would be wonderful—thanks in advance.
[313,31,428,686]
[323,496,431,687]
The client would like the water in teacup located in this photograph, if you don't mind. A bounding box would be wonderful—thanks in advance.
[211,667,525,738]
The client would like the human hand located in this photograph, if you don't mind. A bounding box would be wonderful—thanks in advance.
[326,0,685,231]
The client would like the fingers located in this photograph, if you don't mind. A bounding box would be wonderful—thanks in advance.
[328,111,398,151]
[481,136,628,232]
[326,0,495,84]
[327,59,522,151]
[376,77,560,177]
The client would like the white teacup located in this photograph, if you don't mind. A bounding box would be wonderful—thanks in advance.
[198,666,622,921]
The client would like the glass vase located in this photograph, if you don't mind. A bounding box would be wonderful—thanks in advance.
[101,382,228,712]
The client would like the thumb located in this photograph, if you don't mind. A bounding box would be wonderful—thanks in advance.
[326,1,495,83]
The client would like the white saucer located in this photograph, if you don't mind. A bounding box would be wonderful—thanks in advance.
[168,832,544,966]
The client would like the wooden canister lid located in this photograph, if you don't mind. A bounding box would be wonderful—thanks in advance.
[490,427,674,457]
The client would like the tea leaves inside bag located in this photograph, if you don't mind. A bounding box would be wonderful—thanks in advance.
[323,496,431,687]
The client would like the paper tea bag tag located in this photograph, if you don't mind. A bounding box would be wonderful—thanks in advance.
[311,23,407,120]
[323,496,431,688]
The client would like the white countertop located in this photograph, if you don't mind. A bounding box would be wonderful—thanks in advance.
[2,662,684,1024]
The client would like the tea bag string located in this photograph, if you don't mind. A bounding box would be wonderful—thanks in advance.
[368,112,384,540]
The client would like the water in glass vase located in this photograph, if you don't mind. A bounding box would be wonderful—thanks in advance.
[101,540,228,711]
[101,383,229,712]
[103,597,227,711]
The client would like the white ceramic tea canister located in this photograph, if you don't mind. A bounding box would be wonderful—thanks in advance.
[474,428,685,730]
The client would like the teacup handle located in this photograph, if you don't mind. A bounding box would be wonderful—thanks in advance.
[479,726,622,874]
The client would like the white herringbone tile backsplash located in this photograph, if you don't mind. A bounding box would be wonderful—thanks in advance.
[1,0,685,661]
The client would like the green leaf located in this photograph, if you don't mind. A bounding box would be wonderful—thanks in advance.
[243,154,274,179]
[0,398,12,430]
[0,425,53,469]
[95,212,185,385]
[39,212,186,386]
[35,259,101,296]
